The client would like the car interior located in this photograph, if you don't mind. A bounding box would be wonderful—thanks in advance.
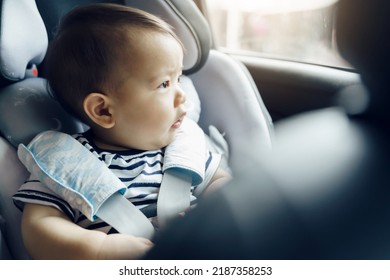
[0,0,379,260]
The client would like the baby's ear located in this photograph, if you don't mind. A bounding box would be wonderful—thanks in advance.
[83,93,115,129]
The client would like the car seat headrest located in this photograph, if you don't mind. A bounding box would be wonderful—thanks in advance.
[0,78,85,147]
[0,0,48,86]
[124,0,212,74]
[36,0,212,75]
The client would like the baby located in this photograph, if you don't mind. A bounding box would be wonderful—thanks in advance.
[13,3,230,259]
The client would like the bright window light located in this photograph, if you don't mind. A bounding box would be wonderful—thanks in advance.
[208,0,339,13]
[206,0,350,68]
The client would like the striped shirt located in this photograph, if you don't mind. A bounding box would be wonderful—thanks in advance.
[13,131,221,234]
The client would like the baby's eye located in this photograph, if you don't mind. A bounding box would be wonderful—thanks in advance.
[177,75,182,83]
[158,81,170,89]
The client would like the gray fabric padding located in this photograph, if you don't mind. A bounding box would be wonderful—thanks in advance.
[0,137,30,259]
[0,78,86,147]
[125,0,211,74]
[190,50,273,171]
[0,0,48,81]
[0,225,12,259]
[179,76,201,123]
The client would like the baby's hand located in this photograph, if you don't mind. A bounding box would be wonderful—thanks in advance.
[97,233,153,259]
[177,205,196,217]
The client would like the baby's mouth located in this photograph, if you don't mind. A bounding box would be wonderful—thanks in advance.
[172,113,186,128]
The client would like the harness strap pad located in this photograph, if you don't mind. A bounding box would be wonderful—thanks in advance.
[17,130,127,221]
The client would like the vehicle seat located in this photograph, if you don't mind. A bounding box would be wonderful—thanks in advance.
[0,0,273,259]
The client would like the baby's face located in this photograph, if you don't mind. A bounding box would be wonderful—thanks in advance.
[106,31,187,150]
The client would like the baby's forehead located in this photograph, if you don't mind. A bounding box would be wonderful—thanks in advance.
[120,28,183,56]
[112,33,183,85]
[121,25,178,42]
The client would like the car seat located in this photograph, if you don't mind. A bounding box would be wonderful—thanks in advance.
[0,0,273,259]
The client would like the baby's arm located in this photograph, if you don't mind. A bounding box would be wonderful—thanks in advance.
[21,203,153,259]
[203,167,232,195]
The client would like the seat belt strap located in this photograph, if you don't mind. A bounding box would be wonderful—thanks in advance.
[157,117,207,226]
[157,170,192,228]
[97,192,154,239]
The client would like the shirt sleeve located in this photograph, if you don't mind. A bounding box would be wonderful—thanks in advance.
[12,174,77,222]
[193,150,221,196]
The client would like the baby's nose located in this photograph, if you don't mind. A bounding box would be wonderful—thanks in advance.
[175,87,186,106]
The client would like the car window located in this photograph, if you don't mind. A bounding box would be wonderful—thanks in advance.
[203,0,351,68]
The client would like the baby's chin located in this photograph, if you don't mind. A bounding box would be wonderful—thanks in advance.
[129,130,178,151]
[152,133,177,150]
